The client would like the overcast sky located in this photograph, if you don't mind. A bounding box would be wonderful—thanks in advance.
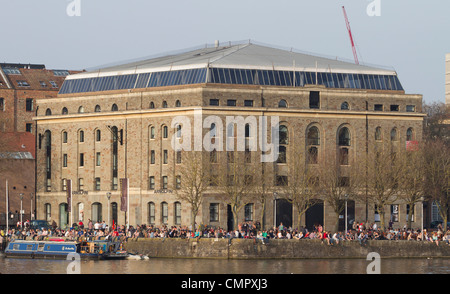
[0,0,448,103]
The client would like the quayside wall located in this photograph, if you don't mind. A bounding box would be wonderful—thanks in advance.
[124,238,450,259]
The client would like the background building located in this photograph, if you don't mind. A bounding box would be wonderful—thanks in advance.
[35,41,424,231]
[0,63,80,228]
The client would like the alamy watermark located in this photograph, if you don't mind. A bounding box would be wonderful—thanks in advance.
[66,0,81,17]
[366,252,381,274]
[66,253,81,274]
[366,0,381,17]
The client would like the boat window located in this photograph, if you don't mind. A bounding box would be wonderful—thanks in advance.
[13,244,20,250]
[26,245,33,250]
[38,243,45,251]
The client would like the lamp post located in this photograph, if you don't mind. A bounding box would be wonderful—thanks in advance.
[345,194,349,234]
[106,192,111,228]
[19,193,24,229]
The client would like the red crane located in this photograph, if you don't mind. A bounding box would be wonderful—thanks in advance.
[342,6,359,65]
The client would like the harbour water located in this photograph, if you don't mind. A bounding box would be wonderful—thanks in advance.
[0,254,449,274]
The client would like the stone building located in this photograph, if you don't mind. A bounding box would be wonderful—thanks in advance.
[34,41,424,231]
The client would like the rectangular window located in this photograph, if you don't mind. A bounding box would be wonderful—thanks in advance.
[374,104,383,111]
[63,154,68,167]
[25,123,32,133]
[210,203,219,222]
[244,100,254,107]
[176,175,181,189]
[162,176,168,189]
[26,98,33,111]
[96,152,101,166]
[276,175,288,186]
[339,148,349,165]
[95,177,101,191]
[78,178,84,191]
[0,98,4,111]
[245,204,253,221]
[406,204,414,222]
[62,178,67,191]
[390,105,399,111]
[150,150,155,164]
[210,150,217,163]
[209,99,219,106]
[39,81,47,88]
[163,150,168,164]
[309,91,320,109]
[49,81,58,88]
[406,105,416,112]
[17,80,30,87]
[176,151,181,164]
[79,153,84,167]
[227,99,236,106]
[149,176,155,190]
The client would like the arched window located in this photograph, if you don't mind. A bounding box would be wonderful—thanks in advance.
[341,102,349,110]
[175,100,181,107]
[278,99,287,108]
[307,126,320,146]
[149,102,155,109]
[162,101,168,108]
[338,127,351,165]
[375,127,382,141]
[307,126,320,164]
[62,107,68,115]
[150,126,155,139]
[406,128,414,141]
[148,202,155,224]
[111,104,118,111]
[277,124,288,164]
[338,127,351,146]
[94,105,101,112]
[79,130,84,143]
[45,108,52,116]
[162,125,168,139]
[62,131,68,143]
[390,128,398,141]
[174,202,181,225]
[78,106,84,113]
[161,202,168,224]
[95,129,101,142]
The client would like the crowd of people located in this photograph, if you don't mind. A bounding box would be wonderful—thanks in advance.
[1,219,450,251]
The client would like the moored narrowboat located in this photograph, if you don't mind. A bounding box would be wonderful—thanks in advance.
[4,239,128,260]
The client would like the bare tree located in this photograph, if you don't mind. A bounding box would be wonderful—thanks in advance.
[362,146,404,231]
[213,151,257,230]
[251,160,275,230]
[174,151,209,230]
[316,150,363,233]
[396,144,427,229]
[423,139,450,231]
[278,149,319,230]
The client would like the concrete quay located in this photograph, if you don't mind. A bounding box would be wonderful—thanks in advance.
[124,238,450,259]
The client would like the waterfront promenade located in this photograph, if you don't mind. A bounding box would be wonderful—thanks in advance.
[1,220,449,258]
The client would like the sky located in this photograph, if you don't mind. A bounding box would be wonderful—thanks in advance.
[0,0,449,103]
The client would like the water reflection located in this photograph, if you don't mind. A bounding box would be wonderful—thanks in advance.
[0,256,449,274]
